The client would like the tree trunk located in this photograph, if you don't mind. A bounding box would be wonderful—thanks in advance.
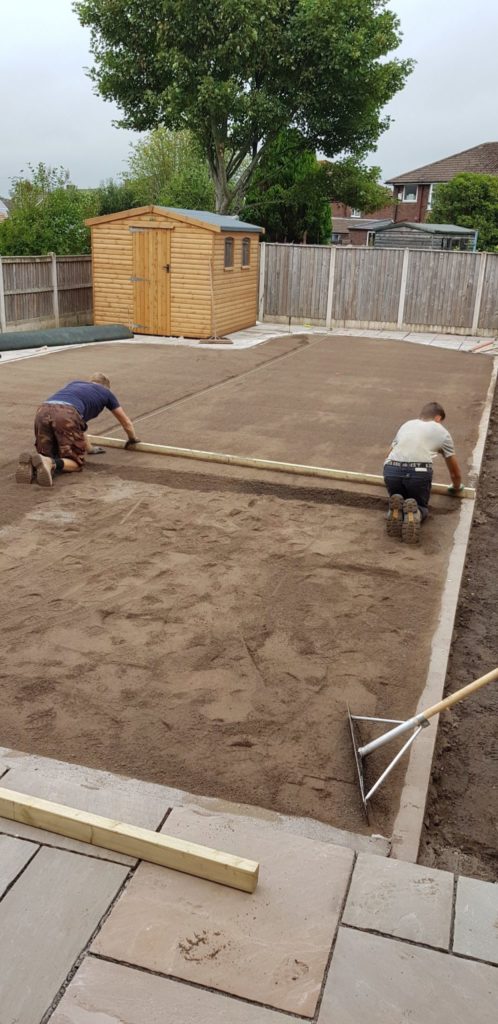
[213,173,232,214]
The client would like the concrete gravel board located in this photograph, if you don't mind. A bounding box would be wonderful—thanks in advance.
[0,834,37,898]
[319,927,498,1024]
[0,756,171,864]
[51,956,298,1023]
[92,806,354,1016]
[453,875,498,965]
[0,846,128,1024]
[343,852,453,948]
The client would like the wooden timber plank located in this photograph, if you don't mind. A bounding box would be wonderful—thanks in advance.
[0,787,259,893]
[87,435,476,498]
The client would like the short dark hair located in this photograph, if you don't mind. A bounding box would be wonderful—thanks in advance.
[419,401,446,421]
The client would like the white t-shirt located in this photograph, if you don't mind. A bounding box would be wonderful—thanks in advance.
[386,419,455,464]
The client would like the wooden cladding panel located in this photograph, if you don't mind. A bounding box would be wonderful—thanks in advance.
[91,223,133,327]
[211,234,259,336]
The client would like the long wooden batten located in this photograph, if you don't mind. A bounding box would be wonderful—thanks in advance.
[87,435,477,499]
[0,788,259,893]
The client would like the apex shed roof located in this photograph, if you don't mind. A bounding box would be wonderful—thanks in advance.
[332,217,393,232]
[373,222,476,235]
[386,142,498,185]
[85,205,264,233]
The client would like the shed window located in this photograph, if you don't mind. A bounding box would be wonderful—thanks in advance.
[224,237,234,268]
[402,184,418,202]
[241,237,251,266]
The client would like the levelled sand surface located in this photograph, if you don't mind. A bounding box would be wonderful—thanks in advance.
[0,335,492,835]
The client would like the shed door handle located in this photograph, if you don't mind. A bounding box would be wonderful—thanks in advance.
[163,264,170,272]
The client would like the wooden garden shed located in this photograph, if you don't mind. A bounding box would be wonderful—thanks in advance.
[85,206,264,339]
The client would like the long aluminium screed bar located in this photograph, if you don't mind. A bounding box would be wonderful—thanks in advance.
[349,666,498,818]
[87,435,476,498]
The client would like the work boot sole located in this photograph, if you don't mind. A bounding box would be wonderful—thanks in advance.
[15,451,34,484]
[386,494,404,537]
[402,498,421,544]
[31,452,54,487]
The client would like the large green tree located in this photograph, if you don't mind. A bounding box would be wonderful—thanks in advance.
[242,131,331,242]
[325,158,393,213]
[96,177,143,215]
[74,0,412,213]
[242,132,393,242]
[124,128,215,209]
[0,164,98,255]
[428,173,498,251]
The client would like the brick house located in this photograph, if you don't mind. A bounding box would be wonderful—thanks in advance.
[331,142,498,244]
[386,141,498,223]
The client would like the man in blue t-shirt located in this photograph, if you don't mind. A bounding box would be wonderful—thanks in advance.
[16,372,140,487]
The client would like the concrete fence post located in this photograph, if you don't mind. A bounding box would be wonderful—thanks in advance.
[0,256,6,332]
[471,251,487,334]
[50,252,60,327]
[325,245,337,329]
[258,242,266,322]
[397,248,410,327]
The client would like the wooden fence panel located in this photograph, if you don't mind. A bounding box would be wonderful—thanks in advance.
[333,248,403,322]
[56,255,93,317]
[262,244,497,335]
[2,257,53,324]
[478,252,498,331]
[0,255,92,331]
[264,244,330,320]
[403,251,478,329]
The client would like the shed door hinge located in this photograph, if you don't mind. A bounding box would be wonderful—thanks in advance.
[130,276,149,282]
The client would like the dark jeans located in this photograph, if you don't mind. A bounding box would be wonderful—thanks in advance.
[383,462,432,520]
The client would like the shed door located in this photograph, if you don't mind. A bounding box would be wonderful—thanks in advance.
[131,227,171,335]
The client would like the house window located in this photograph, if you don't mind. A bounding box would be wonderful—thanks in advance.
[224,237,234,268]
[402,184,418,202]
[350,208,362,218]
[241,237,250,267]
[427,184,434,210]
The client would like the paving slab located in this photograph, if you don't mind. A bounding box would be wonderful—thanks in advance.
[453,876,498,965]
[0,755,170,864]
[342,853,453,948]
[0,846,128,1024]
[92,806,354,1016]
[0,834,37,897]
[51,956,298,1023]
[319,927,498,1024]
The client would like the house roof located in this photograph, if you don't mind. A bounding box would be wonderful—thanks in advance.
[373,222,476,235]
[85,205,264,233]
[386,142,498,185]
[332,217,393,233]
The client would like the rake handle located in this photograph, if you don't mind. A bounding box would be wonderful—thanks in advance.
[422,667,498,721]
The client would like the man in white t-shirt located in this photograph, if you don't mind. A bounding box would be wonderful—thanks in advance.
[384,401,464,543]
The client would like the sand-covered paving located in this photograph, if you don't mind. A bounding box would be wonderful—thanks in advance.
[0,335,492,835]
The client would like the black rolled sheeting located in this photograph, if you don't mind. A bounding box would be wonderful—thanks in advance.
[0,324,133,351]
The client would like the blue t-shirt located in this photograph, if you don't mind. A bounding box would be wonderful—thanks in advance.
[46,381,120,427]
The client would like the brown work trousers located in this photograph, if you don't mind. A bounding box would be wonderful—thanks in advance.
[34,403,86,467]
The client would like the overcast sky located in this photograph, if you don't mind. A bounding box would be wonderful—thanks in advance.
[1,1,497,197]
